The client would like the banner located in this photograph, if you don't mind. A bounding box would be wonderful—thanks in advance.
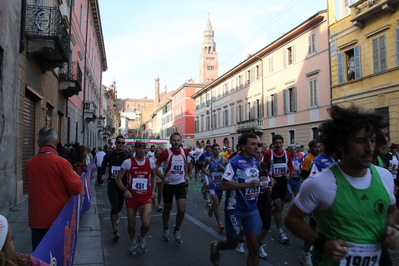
[32,160,96,266]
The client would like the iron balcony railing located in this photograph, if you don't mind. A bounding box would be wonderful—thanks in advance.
[25,5,69,58]
[237,118,263,132]
[59,62,83,85]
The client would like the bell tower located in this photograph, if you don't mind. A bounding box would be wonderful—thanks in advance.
[199,16,218,83]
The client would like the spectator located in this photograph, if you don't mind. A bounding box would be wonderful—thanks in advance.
[25,127,82,251]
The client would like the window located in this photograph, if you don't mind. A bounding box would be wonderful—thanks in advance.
[283,87,297,113]
[253,99,261,119]
[372,35,387,73]
[207,66,214,70]
[309,78,318,107]
[238,75,242,88]
[337,45,361,83]
[375,107,389,126]
[201,117,204,132]
[230,107,234,124]
[206,116,210,130]
[247,70,251,84]
[223,110,228,126]
[289,130,295,144]
[312,127,319,140]
[212,114,217,129]
[236,105,242,123]
[267,94,277,117]
[308,32,316,55]
[256,65,260,79]
[284,45,295,67]
[268,57,274,73]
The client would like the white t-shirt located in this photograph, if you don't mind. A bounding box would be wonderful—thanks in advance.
[121,157,156,171]
[194,147,203,162]
[295,163,396,214]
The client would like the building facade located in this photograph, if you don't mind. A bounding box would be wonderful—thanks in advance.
[193,10,331,148]
[0,0,108,212]
[328,0,399,143]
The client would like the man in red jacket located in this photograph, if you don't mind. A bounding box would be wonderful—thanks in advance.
[25,127,82,251]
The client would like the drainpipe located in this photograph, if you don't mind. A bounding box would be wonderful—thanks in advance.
[81,0,90,144]
[19,0,26,53]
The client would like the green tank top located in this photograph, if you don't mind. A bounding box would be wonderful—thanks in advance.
[313,164,389,266]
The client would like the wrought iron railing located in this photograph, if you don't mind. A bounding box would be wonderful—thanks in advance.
[237,118,263,131]
[84,101,97,113]
[354,0,382,14]
[59,62,82,85]
[25,5,69,57]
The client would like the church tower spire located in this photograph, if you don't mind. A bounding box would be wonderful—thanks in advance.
[199,15,218,83]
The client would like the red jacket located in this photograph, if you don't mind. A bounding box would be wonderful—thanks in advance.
[25,145,82,228]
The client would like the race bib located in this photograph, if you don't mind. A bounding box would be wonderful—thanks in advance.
[132,178,148,194]
[340,242,381,266]
[245,177,260,200]
[212,172,223,183]
[111,166,121,179]
[273,163,287,178]
[171,160,184,175]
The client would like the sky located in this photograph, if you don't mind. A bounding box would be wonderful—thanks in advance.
[99,0,327,99]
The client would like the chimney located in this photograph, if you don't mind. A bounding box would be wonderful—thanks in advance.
[154,78,160,105]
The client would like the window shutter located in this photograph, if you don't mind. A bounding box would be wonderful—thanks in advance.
[292,86,297,112]
[337,53,344,83]
[267,99,271,117]
[309,80,314,106]
[354,45,361,79]
[292,44,296,63]
[395,28,399,66]
[273,94,277,116]
[372,38,379,73]
[308,35,312,55]
[380,35,387,72]
[283,89,288,114]
[334,0,342,21]
[283,50,287,68]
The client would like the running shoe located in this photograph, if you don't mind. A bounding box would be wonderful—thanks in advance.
[162,230,170,241]
[279,232,289,244]
[210,241,220,266]
[208,202,213,217]
[137,236,147,253]
[259,244,268,259]
[156,206,163,211]
[174,230,182,244]
[235,242,245,254]
[112,230,120,242]
[128,242,137,255]
[218,223,225,233]
[300,251,312,266]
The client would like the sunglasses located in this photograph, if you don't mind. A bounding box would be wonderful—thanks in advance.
[256,151,262,154]
[116,141,125,144]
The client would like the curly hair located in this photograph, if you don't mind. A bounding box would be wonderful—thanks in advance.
[0,251,30,266]
[318,105,387,159]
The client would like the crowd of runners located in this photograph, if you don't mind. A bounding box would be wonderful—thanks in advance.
[97,105,399,266]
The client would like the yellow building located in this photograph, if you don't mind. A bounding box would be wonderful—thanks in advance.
[328,0,399,143]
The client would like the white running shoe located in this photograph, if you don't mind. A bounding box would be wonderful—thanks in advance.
[259,244,267,259]
[278,232,289,244]
[162,230,170,241]
[174,230,182,244]
[300,251,312,266]
[128,242,137,255]
[235,242,245,254]
[138,236,147,253]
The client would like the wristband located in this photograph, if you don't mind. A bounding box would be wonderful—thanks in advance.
[122,188,127,193]
[314,234,331,254]
[391,225,399,232]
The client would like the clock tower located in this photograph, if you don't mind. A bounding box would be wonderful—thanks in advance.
[199,16,218,83]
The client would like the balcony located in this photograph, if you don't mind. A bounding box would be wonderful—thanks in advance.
[103,128,111,138]
[351,0,398,28]
[83,101,97,121]
[96,116,105,129]
[237,118,263,133]
[59,62,82,97]
[25,5,69,71]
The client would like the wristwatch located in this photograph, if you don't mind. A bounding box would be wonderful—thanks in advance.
[122,188,127,192]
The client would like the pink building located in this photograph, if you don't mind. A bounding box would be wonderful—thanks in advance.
[193,10,331,148]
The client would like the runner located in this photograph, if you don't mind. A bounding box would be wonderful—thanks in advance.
[155,132,189,244]
[115,140,157,255]
[202,143,228,232]
[284,105,399,265]
[210,133,262,266]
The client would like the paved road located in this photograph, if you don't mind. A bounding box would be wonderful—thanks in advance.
[96,178,399,266]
